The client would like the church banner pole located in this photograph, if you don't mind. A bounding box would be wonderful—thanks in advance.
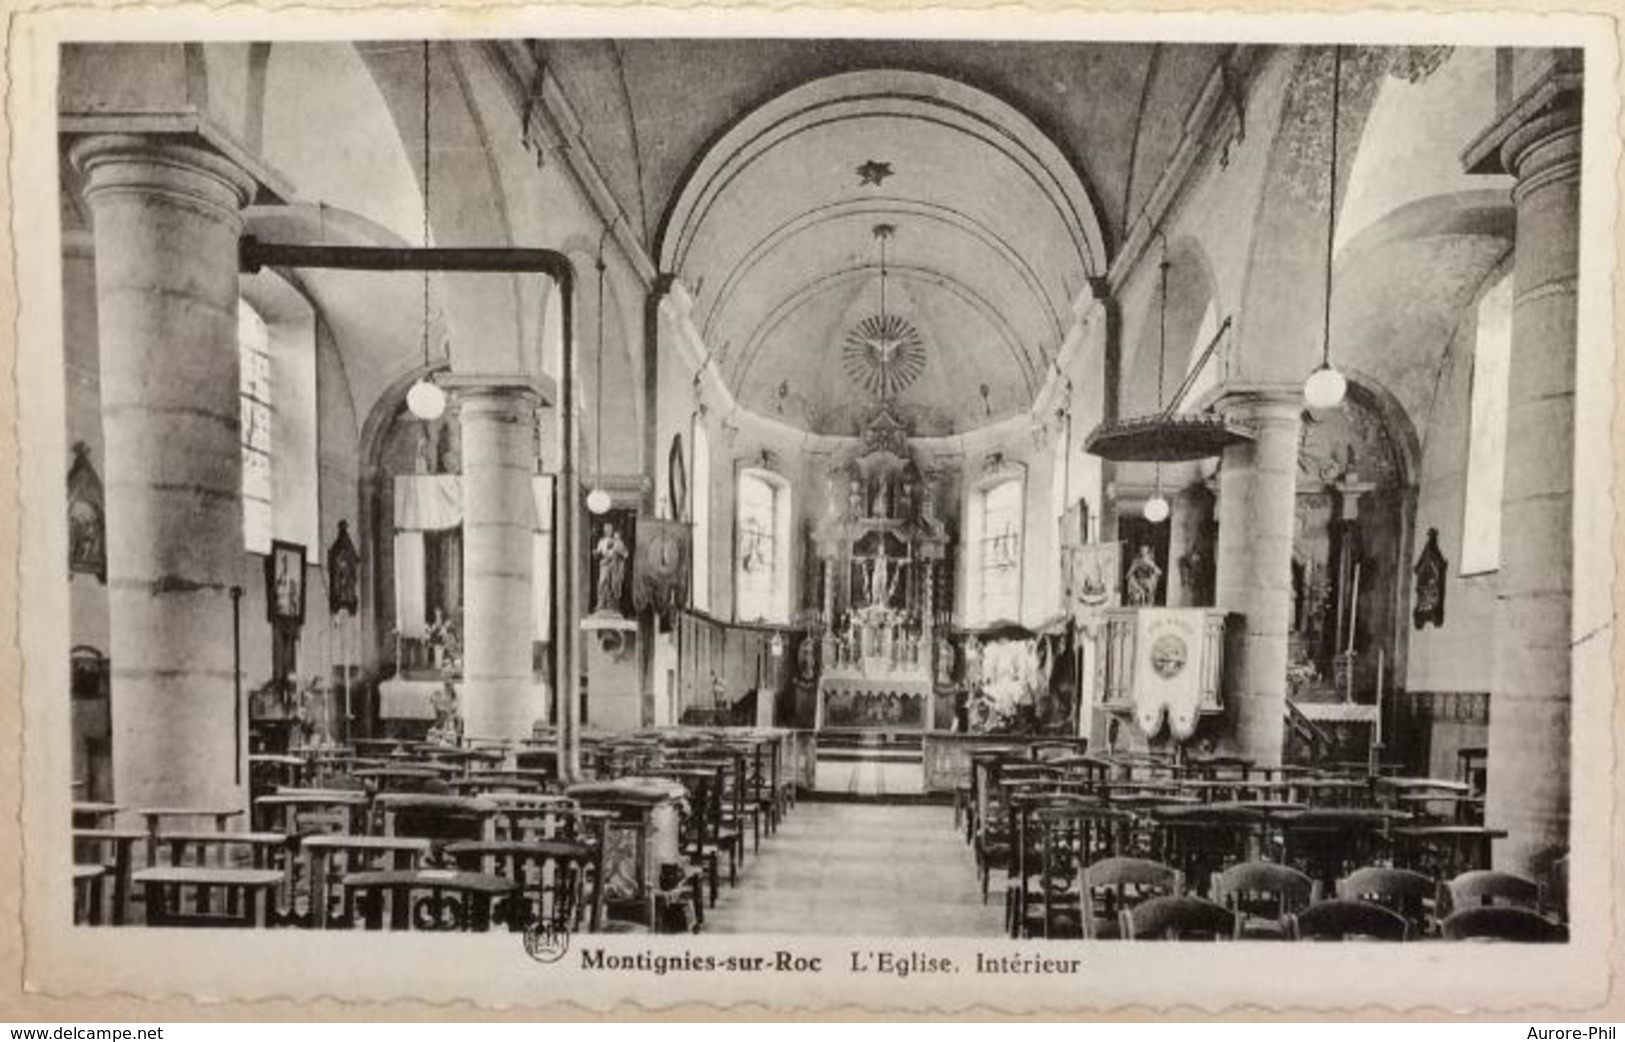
[230,585,243,785]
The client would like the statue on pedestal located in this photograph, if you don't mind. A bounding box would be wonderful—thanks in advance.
[593,522,630,615]
[1125,545,1162,607]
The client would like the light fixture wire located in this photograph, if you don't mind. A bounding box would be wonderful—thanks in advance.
[420,40,432,374]
[1321,44,1342,371]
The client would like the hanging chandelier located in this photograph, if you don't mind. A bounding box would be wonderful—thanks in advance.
[843,224,926,400]
[1303,44,1349,411]
[1082,276,1249,463]
[405,41,446,421]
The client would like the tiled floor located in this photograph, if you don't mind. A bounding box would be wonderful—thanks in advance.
[704,801,1004,936]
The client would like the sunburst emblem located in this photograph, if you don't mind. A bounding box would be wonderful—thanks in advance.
[843,313,926,399]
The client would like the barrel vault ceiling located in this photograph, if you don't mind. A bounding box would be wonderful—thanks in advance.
[536,39,1232,435]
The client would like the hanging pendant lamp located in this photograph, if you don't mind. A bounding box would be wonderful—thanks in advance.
[1303,44,1349,411]
[406,41,446,421]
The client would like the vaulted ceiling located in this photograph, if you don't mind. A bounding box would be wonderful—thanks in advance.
[538,39,1233,435]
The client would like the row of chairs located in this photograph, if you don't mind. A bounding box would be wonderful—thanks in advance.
[1011,851,1567,942]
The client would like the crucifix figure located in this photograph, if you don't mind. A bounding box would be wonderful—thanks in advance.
[868,544,900,609]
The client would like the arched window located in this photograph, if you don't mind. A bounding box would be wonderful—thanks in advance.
[691,419,712,612]
[735,468,791,623]
[239,302,274,554]
[1462,271,1513,575]
[967,473,1024,625]
[238,277,319,556]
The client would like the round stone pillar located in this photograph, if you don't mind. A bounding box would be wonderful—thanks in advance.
[453,379,541,742]
[70,134,256,811]
[1212,387,1302,767]
[1483,102,1581,881]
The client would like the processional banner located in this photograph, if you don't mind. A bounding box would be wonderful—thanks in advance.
[1132,608,1204,739]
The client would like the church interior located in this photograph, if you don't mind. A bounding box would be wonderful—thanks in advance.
[56,37,1592,941]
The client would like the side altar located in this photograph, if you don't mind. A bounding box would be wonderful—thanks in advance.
[810,408,950,731]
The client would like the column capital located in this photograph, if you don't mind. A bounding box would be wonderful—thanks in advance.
[1210,382,1304,425]
[443,373,550,412]
[1462,63,1582,182]
[69,133,257,223]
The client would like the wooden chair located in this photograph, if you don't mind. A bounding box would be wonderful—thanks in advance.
[72,865,105,925]
[301,835,431,928]
[73,828,145,925]
[446,839,591,933]
[1288,898,1409,941]
[1443,869,1541,917]
[1149,805,1263,895]
[134,866,284,927]
[1119,895,1235,940]
[1016,802,1133,939]
[1441,905,1567,943]
[340,869,518,932]
[1078,856,1184,939]
[1279,808,1405,888]
[1212,861,1316,939]
[375,793,498,857]
[1337,866,1438,936]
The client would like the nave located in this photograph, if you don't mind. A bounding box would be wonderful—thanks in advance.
[50,36,1595,952]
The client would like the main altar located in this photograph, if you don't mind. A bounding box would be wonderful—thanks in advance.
[810,409,950,731]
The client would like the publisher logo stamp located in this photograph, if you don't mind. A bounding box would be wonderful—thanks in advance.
[522,921,570,964]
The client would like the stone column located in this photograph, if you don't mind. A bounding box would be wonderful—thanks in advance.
[71,134,257,811]
[450,377,541,742]
[1467,67,1581,881]
[1213,387,1302,766]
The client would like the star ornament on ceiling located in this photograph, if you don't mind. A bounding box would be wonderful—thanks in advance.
[856,159,894,187]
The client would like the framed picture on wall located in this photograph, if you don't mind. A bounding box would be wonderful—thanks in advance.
[266,539,307,626]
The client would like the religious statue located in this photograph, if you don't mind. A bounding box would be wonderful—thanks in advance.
[1413,527,1448,630]
[327,519,360,616]
[594,523,630,615]
[427,680,462,745]
[426,607,460,671]
[67,443,106,583]
[291,676,326,750]
[871,474,890,518]
[868,546,895,608]
[1178,532,1213,608]
[1125,545,1162,607]
[415,427,436,474]
[797,634,818,682]
[435,424,458,474]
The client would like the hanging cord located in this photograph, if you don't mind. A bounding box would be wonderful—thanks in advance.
[1152,236,1170,502]
[1321,44,1343,370]
[879,230,888,324]
[594,231,608,480]
[420,41,432,373]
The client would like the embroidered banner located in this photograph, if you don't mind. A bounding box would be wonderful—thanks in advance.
[1132,608,1204,739]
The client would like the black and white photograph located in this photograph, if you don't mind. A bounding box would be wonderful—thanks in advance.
[6,4,1620,1015]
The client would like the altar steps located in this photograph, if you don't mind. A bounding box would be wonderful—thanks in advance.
[807,730,940,803]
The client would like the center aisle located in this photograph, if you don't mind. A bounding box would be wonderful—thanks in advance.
[705,802,1005,936]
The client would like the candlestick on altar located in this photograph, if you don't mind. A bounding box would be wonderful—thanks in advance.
[1346,561,1361,654]
[1374,647,1385,745]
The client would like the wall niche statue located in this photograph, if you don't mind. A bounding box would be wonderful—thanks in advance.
[1413,527,1447,629]
[67,442,106,583]
[327,519,361,616]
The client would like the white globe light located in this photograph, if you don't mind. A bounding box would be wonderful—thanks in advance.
[1303,364,1348,410]
[1143,493,1171,524]
[586,487,613,515]
[406,379,446,421]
